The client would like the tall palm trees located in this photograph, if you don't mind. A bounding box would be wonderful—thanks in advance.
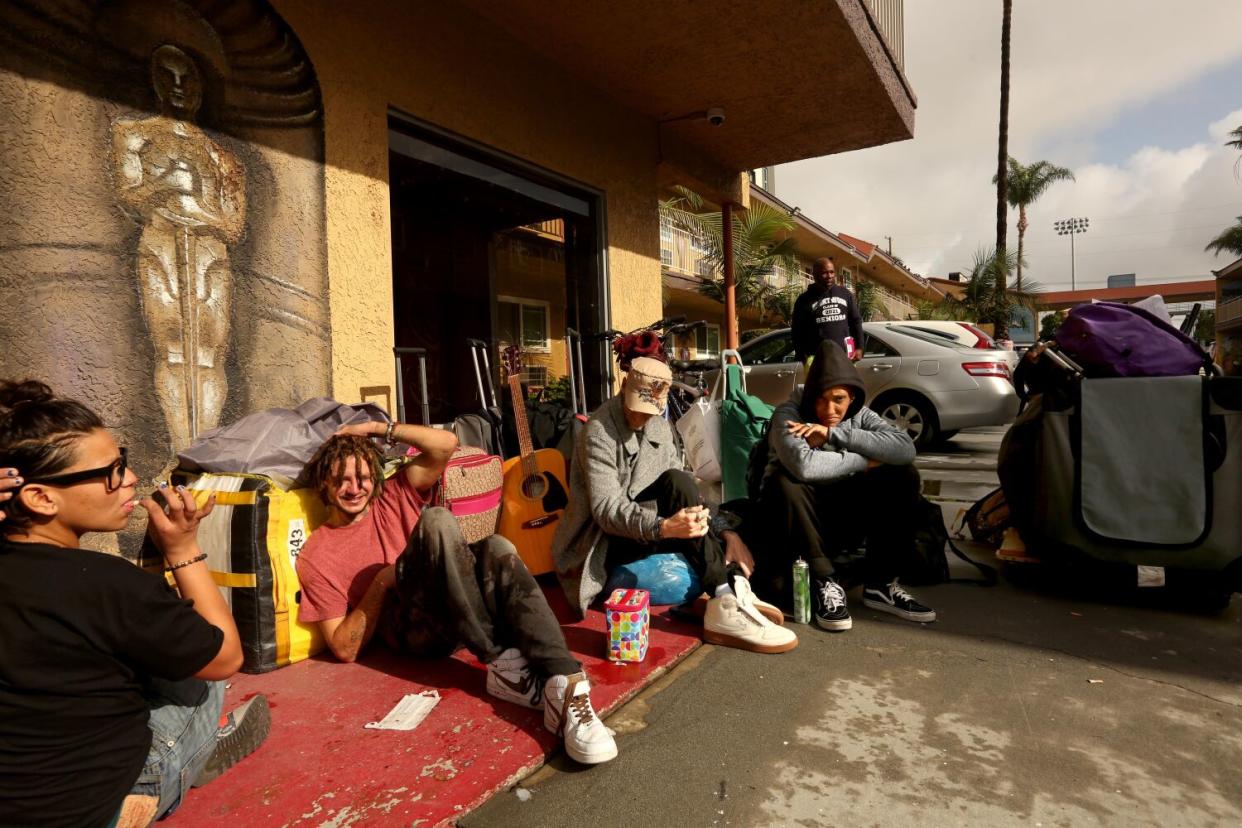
[993,0,1013,340]
[1207,125,1242,257]
[994,157,1075,291]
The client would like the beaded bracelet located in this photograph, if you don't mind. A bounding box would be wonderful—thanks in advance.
[384,420,397,445]
[166,552,208,572]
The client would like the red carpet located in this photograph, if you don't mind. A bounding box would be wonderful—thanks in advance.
[169,583,702,827]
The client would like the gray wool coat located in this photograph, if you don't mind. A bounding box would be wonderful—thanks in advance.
[552,395,683,618]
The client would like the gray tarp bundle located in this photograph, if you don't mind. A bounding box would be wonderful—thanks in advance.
[1020,376,1241,570]
[178,398,391,488]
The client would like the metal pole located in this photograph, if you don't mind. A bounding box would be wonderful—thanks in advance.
[394,354,406,423]
[722,201,738,352]
[1070,231,1076,291]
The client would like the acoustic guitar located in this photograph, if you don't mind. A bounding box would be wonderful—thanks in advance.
[497,347,570,575]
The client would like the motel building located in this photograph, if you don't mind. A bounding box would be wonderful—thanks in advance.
[0,0,915,557]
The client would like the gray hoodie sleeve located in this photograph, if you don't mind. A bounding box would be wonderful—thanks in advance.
[829,407,917,465]
[582,419,663,542]
[770,399,869,483]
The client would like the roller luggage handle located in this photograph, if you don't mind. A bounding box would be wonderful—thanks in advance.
[393,347,431,426]
[465,338,499,409]
[709,349,749,401]
[564,327,589,418]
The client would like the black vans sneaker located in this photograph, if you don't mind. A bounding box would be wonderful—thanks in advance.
[192,694,271,787]
[813,577,852,631]
[862,581,937,623]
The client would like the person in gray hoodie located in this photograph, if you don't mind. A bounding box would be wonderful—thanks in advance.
[759,340,935,631]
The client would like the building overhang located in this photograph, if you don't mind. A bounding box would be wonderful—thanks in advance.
[1039,280,1217,311]
[461,0,915,200]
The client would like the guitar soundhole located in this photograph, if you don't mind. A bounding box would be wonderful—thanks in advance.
[522,474,548,500]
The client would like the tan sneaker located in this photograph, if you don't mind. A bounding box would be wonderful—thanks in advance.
[704,579,798,653]
[690,592,785,625]
[544,672,618,765]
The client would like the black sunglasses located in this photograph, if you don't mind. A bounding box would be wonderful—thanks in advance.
[24,448,129,492]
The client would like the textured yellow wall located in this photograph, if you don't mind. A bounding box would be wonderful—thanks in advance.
[273,1,665,404]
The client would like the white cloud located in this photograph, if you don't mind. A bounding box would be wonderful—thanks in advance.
[776,1,1242,288]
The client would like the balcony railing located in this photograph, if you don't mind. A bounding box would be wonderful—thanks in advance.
[766,262,812,290]
[1219,295,1242,327]
[874,284,919,320]
[660,217,716,279]
[864,0,905,73]
[520,218,565,240]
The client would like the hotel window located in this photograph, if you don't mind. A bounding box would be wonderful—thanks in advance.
[695,323,721,357]
[498,297,550,352]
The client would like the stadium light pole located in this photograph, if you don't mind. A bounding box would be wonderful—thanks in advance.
[1053,217,1089,291]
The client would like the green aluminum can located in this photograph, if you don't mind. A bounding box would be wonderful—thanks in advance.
[792,558,811,624]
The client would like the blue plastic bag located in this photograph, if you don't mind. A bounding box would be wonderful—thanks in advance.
[603,552,702,606]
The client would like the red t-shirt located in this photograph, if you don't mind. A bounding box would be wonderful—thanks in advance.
[296,474,427,623]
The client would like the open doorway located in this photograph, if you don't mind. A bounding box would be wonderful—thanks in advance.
[388,116,609,427]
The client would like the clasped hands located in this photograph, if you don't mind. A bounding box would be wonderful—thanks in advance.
[660,504,710,540]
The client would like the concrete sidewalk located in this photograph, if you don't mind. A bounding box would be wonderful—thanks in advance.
[467,427,1242,827]
[466,567,1241,827]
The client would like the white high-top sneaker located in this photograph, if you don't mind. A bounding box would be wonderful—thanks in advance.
[704,578,799,653]
[544,672,618,765]
[485,648,544,709]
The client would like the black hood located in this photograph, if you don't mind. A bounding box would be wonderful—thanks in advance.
[799,340,867,422]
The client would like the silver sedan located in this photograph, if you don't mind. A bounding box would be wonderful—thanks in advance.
[724,323,1019,449]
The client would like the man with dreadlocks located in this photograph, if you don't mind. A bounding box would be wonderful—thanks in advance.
[295,421,617,765]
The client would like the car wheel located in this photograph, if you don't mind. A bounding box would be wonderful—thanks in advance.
[878,396,938,449]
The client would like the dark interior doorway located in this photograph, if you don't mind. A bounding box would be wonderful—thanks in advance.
[388,118,608,427]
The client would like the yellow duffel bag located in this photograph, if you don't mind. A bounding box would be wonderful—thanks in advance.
[145,473,329,673]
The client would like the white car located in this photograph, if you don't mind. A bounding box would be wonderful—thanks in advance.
[885,320,1021,372]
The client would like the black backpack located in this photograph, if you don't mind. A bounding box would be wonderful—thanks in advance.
[904,495,997,586]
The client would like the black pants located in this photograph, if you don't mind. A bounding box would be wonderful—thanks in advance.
[604,469,733,596]
[383,507,581,679]
[757,463,921,593]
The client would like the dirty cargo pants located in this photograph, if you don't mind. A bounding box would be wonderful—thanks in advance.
[383,507,581,679]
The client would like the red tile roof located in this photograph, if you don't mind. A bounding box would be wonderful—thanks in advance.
[837,232,876,259]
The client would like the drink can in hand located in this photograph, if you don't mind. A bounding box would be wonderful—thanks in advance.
[792,558,811,624]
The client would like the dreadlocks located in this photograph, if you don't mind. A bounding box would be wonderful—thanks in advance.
[305,435,385,506]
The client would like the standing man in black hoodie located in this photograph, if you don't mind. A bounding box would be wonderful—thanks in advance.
[756,341,935,632]
[792,257,864,363]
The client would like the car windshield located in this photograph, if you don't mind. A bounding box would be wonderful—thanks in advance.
[887,325,974,350]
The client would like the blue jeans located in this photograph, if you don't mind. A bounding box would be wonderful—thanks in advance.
[131,679,224,819]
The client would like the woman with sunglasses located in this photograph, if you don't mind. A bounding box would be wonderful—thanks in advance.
[0,379,267,827]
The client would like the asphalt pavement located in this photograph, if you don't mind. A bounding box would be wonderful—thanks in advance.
[463,428,1242,828]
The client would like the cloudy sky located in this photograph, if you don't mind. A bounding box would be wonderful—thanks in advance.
[776,1,1242,291]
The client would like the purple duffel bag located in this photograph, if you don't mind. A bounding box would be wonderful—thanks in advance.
[1056,301,1211,378]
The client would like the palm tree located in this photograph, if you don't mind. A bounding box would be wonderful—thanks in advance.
[993,0,1013,340]
[993,158,1074,291]
[958,246,1019,328]
[1228,125,1242,179]
[659,186,801,312]
[1206,219,1242,257]
[854,279,882,322]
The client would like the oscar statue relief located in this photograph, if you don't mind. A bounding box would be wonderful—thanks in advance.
[112,44,245,451]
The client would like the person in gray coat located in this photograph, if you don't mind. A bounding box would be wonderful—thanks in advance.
[553,358,796,654]
[759,340,936,631]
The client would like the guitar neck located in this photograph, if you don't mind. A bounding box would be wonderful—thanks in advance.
[508,375,537,474]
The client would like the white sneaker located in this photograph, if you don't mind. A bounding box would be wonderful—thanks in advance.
[703,579,799,654]
[544,672,618,765]
[485,648,544,709]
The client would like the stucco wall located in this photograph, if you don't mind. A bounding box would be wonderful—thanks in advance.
[272,0,665,404]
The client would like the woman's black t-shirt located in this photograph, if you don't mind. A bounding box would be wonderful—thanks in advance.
[0,541,223,827]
